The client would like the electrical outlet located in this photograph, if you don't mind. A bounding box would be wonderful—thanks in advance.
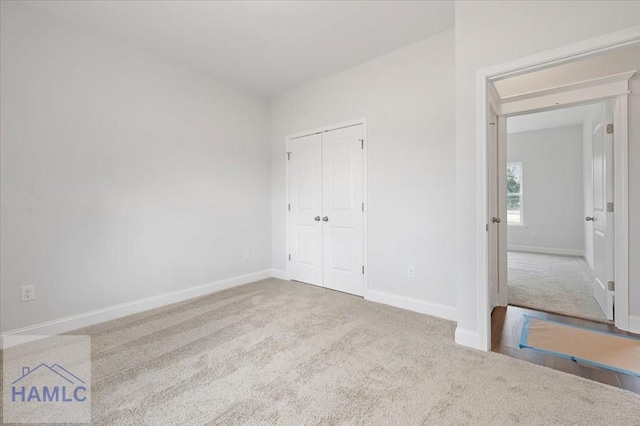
[21,285,35,302]
[244,250,251,260]
[408,266,415,278]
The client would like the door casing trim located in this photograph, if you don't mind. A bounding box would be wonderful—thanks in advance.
[464,25,640,351]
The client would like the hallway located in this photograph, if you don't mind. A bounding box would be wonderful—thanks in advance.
[508,251,607,322]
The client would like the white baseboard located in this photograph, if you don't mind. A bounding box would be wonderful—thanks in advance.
[1,269,272,349]
[630,315,640,334]
[454,327,487,351]
[508,245,585,257]
[584,255,595,270]
[270,268,289,281]
[365,289,457,322]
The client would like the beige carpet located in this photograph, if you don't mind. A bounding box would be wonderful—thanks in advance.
[508,251,608,322]
[3,278,638,424]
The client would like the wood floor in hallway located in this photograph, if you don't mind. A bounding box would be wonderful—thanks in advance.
[492,305,640,394]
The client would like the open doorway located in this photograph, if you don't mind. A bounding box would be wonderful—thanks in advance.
[486,41,640,331]
[505,102,612,323]
[486,39,640,390]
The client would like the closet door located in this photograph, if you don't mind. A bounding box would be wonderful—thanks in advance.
[321,125,364,296]
[289,133,323,286]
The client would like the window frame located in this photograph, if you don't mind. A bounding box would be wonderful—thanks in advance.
[506,161,525,226]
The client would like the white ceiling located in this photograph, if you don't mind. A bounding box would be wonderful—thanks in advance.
[22,0,454,96]
[507,103,605,134]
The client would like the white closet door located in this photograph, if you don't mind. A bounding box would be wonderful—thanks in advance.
[321,125,364,296]
[289,133,323,286]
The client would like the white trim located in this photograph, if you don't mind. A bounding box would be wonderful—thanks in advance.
[487,26,640,81]
[500,78,632,116]
[286,118,367,140]
[508,245,585,257]
[613,94,630,331]
[585,255,595,271]
[500,70,636,103]
[285,117,369,297]
[0,269,272,349]
[366,290,457,322]
[464,25,640,352]
[454,328,482,349]
[489,82,502,112]
[497,114,509,307]
[629,316,640,334]
[270,268,289,281]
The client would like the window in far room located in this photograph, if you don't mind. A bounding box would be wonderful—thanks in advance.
[507,162,523,225]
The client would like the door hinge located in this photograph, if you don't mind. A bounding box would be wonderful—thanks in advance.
[362,265,365,275]
[486,224,489,232]
[288,254,291,261]
[608,281,615,291]
[288,203,291,211]
[607,202,614,213]
[359,139,364,149]
[361,203,364,212]
[606,123,614,134]
[287,152,291,160]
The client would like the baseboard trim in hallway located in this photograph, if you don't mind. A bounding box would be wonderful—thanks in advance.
[508,245,585,257]
[0,269,272,349]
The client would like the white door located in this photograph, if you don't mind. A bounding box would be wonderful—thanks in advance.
[591,103,614,320]
[488,107,500,308]
[321,125,364,296]
[288,133,323,286]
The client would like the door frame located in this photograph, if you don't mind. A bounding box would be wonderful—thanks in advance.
[495,96,626,316]
[284,118,368,296]
[471,25,640,351]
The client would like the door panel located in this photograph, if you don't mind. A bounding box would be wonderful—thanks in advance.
[591,103,614,320]
[321,125,364,296]
[289,134,323,286]
[488,107,500,308]
[330,227,354,271]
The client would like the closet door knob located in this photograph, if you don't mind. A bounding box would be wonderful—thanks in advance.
[314,216,321,222]
[322,216,329,222]
[585,216,595,222]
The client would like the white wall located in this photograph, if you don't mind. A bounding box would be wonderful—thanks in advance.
[0,4,271,333]
[271,30,457,317]
[455,0,640,348]
[507,125,585,254]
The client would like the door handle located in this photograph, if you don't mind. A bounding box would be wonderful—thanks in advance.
[322,216,329,222]
[492,217,501,224]
[585,216,595,222]
[314,216,321,222]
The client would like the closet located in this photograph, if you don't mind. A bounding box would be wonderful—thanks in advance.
[287,123,364,296]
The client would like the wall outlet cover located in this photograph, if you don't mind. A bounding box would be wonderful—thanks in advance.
[408,266,415,278]
[21,285,35,302]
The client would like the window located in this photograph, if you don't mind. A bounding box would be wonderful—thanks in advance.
[507,162,523,225]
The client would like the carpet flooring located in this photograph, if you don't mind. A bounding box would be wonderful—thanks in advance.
[508,251,608,322]
[4,278,639,424]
